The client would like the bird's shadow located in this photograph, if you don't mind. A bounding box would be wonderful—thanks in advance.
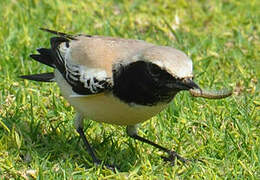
[3,115,139,172]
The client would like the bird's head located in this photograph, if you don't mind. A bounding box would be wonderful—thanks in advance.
[113,46,201,106]
[139,46,200,92]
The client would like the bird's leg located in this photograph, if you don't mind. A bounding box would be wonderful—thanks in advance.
[74,113,101,164]
[126,125,188,165]
[74,113,116,171]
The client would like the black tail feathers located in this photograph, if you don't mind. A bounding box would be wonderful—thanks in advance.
[22,28,74,83]
[40,28,76,40]
[30,48,55,68]
[21,47,55,82]
[20,72,55,82]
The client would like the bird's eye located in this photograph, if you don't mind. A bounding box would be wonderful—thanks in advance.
[147,63,161,77]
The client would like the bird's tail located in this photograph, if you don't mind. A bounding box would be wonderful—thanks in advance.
[20,72,55,82]
[20,47,55,82]
[21,28,74,82]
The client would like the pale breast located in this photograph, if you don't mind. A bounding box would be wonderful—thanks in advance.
[55,70,168,125]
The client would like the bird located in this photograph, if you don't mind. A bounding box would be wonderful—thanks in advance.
[20,28,207,170]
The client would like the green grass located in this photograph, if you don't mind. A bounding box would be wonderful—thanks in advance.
[0,0,259,179]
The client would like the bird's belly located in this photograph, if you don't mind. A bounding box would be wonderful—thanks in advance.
[55,70,168,125]
[68,94,167,125]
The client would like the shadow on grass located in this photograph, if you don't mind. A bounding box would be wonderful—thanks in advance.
[3,115,138,172]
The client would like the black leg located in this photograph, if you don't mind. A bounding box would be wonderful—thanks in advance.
[77,127,117,171]
[76,127,100,164]
[126,125,188,165]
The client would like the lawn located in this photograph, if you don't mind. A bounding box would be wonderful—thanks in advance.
[0,0,259,179]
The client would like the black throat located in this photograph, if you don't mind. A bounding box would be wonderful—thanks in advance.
[112,61,179,106]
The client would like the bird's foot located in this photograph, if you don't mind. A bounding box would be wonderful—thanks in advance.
[94,160,118,172]
[161,151,189,166]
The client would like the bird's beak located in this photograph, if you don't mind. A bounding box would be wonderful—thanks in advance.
[168,78,201,91]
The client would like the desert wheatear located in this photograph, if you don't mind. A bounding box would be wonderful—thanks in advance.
[21,28,231,169]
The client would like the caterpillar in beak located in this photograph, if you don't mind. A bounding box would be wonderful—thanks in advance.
[189,88,232,99]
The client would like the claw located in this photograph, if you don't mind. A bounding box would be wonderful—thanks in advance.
[161,151,189,165]
[94,160,118,172]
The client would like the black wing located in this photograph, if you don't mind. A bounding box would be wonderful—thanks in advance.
[63,63,112,95]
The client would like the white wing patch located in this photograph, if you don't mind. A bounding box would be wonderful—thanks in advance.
[79,67,109,92]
